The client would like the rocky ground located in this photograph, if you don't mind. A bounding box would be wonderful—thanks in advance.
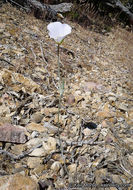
[0,3,133,190]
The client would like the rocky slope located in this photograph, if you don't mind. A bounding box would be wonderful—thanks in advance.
[0,3,133,190]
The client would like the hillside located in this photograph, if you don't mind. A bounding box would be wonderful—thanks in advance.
[0,3,133,190]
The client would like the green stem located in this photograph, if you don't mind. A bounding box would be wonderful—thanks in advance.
[57,44,63,160]
[57,44,68,175]
[57,44,61,127]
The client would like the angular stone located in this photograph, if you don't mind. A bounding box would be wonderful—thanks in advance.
[26,122,46,133]
[97,103,115,119]
[116,103,128,112]
[0,173,39,190]
[27,157,42,168]
[128,110,133,120]
[51,161,61,172]
[29,147,46,157]
[25,138,42,149]
[68,164,77,174]
[83,82,99,91]
[0,123,27,143]
[108,117,117,124]
[97,111,114,119]
[49,3,73,13]
[123,138,133,150]
[43,137,57,153]
[83,82,105,92]
[0,104,10,116]
[83,128,92,136]
[95,169,107,184]
[41,108,58,116]
[128,154,133,166]
[0,69,41,93]
[108,96,117,102]
[32,165,45,176]
[111,174,123,184]
[44,122,58,135]
[11,144,25,155]
[101,120,108,128]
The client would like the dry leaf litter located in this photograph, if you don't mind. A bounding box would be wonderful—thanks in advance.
[0,3,133,190]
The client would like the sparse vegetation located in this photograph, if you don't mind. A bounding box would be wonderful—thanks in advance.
[0,1,133,190]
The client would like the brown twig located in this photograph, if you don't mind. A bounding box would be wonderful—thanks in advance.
[63,140,104,146]
[30,47,37,62]
[120,160,133,178]
[0,58,15,67]
[39,42,48,67]
[0,143,42,160]
[7,0,29,11]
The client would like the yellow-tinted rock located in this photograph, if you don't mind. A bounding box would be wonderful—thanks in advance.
[43,137,57,153]
[97,103,115,119]
[0,173,39,190]
[68,164,77,174]
[26,122,46,133]
[27,157,42,169]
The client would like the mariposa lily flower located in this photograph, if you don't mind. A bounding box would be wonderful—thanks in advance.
[47,22,71,44]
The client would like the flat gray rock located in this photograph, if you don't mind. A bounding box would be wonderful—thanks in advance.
[0,123,27,144]
[50,3,73,13]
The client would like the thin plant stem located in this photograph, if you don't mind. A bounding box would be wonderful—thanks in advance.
[57,44,61,130]
[57,44,63,149]
[57,44,68,175]
[57,44,62,145]
[57,45,60,91]
[57,44,64,130]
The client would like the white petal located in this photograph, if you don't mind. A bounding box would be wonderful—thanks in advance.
[47,22,71,43]
[62,24,72,36]
[55,36,64,43]
[47,22,62,31]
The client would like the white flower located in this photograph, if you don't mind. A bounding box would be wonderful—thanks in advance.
[47,22,71,44]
